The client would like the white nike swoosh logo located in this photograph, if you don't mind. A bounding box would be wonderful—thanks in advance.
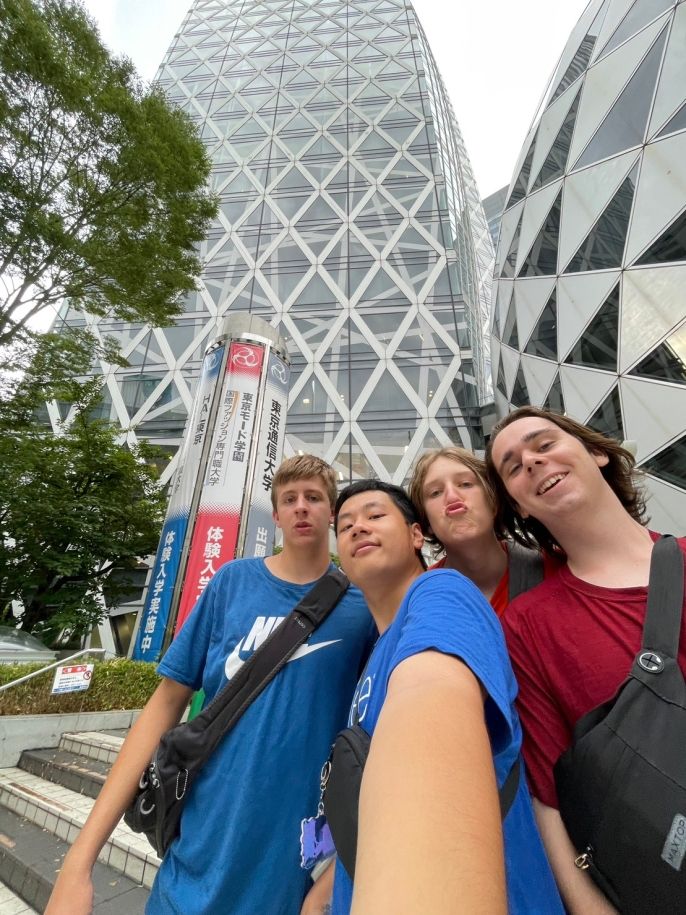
[225,638,246,680]
[290,639,342,660]
[224,638,342,681]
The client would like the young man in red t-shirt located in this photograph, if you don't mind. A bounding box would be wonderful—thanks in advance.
[486,406,686,915]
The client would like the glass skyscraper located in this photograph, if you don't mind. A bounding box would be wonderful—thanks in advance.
[57,0,493,490]
[491,0,686,532]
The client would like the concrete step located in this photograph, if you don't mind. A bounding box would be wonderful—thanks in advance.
[0,767,160,889]
[58,730,126,767]
[19,747,110,800]
[0,805,148,913]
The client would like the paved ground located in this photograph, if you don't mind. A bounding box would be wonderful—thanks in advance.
[0,882,38,914]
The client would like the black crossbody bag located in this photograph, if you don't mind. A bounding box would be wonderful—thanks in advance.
[125,568,349,857]
[555,535,686,914]
[323,660,521,879]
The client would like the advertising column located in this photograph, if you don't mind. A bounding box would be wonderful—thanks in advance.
[131,316,289,660]
[132,342,225,661]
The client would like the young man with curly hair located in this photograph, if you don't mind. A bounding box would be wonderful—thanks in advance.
[487,407,686,914]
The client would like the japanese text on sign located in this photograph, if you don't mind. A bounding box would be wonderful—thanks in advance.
[51,664,94,695]
[196,525,224,599]
[262,399,282,492]
[139,530,176,653]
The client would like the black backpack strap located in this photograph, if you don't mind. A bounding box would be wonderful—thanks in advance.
[188,567,349,753]
[499,756,521,819]
[642,535,684,659]
[507,541,544,602]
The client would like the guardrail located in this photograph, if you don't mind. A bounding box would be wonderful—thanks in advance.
[0,648,111,693]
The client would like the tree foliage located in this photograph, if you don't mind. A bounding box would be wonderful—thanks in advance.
[0,332,167,640]
[0,0,217,345]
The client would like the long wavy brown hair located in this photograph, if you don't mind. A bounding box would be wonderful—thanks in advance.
[485,407,648,555]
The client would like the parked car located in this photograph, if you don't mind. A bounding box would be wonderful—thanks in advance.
[0,626,57,664]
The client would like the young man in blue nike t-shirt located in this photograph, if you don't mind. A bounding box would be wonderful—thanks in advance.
[46,456,374,915]
[330,480,564,915]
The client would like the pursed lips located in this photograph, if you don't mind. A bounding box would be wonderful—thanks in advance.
[445,501,467,515]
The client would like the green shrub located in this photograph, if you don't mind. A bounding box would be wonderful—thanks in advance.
[0,658,161,715]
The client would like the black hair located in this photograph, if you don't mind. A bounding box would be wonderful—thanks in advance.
[334,479,419,531]
[334,479,426,568]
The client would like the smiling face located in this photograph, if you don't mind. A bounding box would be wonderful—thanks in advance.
[336,490,424,591]
[490,416,609,525]
[272,476,332,549]
[421,456,496,550]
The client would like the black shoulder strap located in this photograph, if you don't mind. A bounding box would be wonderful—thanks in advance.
[499,756,521,819]
[507,541,544,602]
[188,567,349,754]
[642,535,684,659]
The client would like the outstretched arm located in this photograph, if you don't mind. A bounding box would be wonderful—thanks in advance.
[45,677,193,915]
[301,858,335,915]
[533,799,618,915]
[351,650,506,915]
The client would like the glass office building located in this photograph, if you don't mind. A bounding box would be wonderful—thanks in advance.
[491,0,686,531]
[57,0,493,490]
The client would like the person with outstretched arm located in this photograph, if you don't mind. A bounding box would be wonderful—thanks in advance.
[326,480,563,914]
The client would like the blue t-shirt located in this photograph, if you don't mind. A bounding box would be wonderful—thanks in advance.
[332,569,564,915]
[147,558,374,915]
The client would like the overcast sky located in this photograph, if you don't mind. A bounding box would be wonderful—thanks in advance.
[83,0,589,197]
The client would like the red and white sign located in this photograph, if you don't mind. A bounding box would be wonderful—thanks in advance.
[175,342,264,630]
[51,664,94,695]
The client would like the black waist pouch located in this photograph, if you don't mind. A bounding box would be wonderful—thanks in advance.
[323,724,370,879]
[324,721,521,881]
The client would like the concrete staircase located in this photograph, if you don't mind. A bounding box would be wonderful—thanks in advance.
[0,731,156,913]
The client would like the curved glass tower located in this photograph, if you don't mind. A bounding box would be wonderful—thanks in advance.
[57,0,492,487]
[492,0,686,531]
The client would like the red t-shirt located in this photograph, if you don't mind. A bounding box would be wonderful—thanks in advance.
[502,533,686,808]
[429,543,560,617]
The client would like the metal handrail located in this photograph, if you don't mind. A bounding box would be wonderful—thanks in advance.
[0,648,111,693]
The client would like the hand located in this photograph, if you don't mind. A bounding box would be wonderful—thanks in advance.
[300,859,334,915]
[45,862,94,915]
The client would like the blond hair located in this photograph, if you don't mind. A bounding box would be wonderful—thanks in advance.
[408,447,496,552]
[271,454,337,510]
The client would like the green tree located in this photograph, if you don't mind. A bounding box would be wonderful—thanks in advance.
[0,332,168,640]
[0,0,217,346]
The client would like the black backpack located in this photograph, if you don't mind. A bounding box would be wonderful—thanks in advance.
[507,541,544,601]
[555,535,686,914]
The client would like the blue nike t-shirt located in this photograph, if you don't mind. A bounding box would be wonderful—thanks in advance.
[148,558,374,915]
[332,569,564,915]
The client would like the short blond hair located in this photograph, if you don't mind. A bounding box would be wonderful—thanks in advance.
[408,447,496,551]
[271,454,337,510]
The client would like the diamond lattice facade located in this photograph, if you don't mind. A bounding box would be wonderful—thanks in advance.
[56,0,493,490]
[491,0,686,532]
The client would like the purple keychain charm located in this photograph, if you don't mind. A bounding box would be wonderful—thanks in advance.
[300,814,335,869]
[300,758,335,869]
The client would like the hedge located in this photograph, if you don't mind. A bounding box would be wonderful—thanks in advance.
[0,658,161,716]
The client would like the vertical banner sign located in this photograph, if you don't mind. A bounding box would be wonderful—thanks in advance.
[132,345,225,661]
[242,351,290,559]
[175,342,264,631]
